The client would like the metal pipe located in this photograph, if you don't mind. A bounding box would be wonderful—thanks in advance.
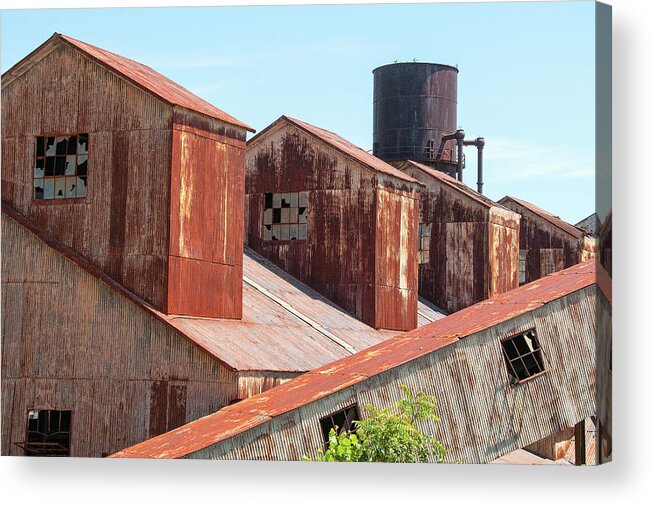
[476,137,485,194]
[462,136,485,193]
[455,129,465,181]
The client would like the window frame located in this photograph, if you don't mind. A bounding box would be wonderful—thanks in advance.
[318,404,360,446]
[15,408,73,457]
[418,222,432,264]
[262,191,308,242]
[500,329,547,385]
[33,134,89,202]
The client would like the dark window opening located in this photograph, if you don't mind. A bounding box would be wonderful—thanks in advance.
[501,329,545,384]
[263,191,308,241]
[16,409,72,456]
[426,139,435,159]
[34,134,88,200]
[519,250,527,285]
[319,404,359,445]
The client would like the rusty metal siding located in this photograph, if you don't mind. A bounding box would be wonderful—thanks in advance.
[1,43,173,311]
[487,207,520,297]
[374,182,419,330]
[167,125,245,318]
[397,161,519,313]
[499,197,596,284]
[0,214,240,457]
[183,286,599,463]
[245,120,418,330]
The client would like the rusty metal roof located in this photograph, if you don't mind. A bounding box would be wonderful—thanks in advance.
[111,259,599,459]
[404,160,515,211]
[248,116,419,184]
[2,33,254,132]
[2,203,442,374]
[499,195,585,239]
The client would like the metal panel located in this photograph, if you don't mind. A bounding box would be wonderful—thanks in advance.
[113,261,600,461]
[245,118,420,330]
[0,214,239,457]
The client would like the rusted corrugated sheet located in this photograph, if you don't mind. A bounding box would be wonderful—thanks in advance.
[0,33,253,131]
[499,196,597,285]
[1,213,239,458]
[245,117,421,331]
[167,125,245,318]
[1,42,173,310]
[111,259,600,460]
[395,160,520,313]
[250,115,417,183]
[2,35,250,319]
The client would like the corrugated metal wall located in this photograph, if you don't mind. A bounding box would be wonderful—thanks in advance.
[168,125,245,318]
[501,201,596,284]
[245,121,419,331]
[1,42,172,311]
[1,214,240,457]
[398,164,519,313]
[185,286,600,463]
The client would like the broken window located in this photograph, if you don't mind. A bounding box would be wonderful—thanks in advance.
[519,250,527,285]
[16,409,72,456]
[34,135,88,200]
[262,191,308,241]
[319,405,360,445]
[418,222,431,264]
[501,329,546,384]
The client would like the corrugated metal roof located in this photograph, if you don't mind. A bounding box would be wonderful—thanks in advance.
[403,160,511,210]
[111,259,599,459]
[2,33,253,132]
[248,115,419,184]
[499,195,585,239]
[2,203,442,374]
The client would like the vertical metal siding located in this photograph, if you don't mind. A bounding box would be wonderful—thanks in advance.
[0,214,239,457]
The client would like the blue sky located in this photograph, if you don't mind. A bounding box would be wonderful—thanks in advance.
[1,1,596,223]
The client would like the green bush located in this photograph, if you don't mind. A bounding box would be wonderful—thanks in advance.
[304,385,446,463]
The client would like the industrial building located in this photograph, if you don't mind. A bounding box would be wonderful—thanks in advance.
[393,160,519,313]
[112,260,612,464]
[1,35,609,464]
[245,115,422,331]
[499,196,597,285]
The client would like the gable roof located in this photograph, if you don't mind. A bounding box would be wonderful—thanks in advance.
[499,196,585,239]
[111,258,601,459]
[402,160,512,210]
[2,33,254,132]
[2,202,443,373]
[248,115,419,184]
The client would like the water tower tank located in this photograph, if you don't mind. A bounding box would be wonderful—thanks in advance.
[373,62,458,164]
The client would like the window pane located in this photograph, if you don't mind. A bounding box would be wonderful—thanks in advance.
[54,178,66,198]
[289,224,298,240]
[65,177,77,197]
[67,136,77,155]
[45,137,56,156]
[34,180,44,199]
[43,179,54,199]
[263,224,272,241]
[280,224,290,241]
[280,207,290,223]
[264,192,273,209]
[54,156,66,176]
[77,155,88,177]
[77,177,87,197]
[34,158,45,179]
[298,223,307,240]
[36,137,45,157]
[45,157,55,177]
[290,192,298,208]
[299,191,308,207]
[289,207,298,223]
[78,134,88,155]
[65,155,77,175]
